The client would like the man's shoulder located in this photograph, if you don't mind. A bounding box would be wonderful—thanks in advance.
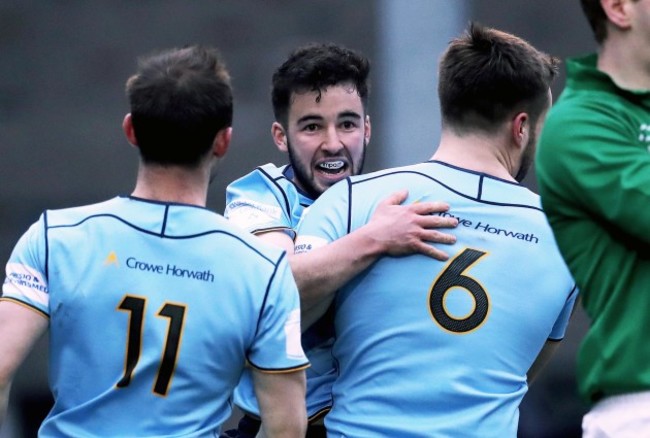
[547,87,608,122]
[44,197,122,226]
[225,163,310,232]
[540,87,621,152]
[229,163,288,186]
[549,67,642,126]
[219,220,289,262]
[348,163,422,186]
[226,163,300,200]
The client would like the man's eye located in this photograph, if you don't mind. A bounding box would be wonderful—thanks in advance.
[304,124,319,132]
[341,121,357,129]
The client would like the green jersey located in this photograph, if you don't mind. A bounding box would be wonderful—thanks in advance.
[536,54,650,404]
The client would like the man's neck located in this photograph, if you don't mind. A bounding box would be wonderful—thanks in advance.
[431,131,517,182]
[131,163,209,206]
[598,35,650,90]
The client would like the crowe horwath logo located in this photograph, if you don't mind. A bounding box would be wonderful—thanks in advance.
[103,251,215,283]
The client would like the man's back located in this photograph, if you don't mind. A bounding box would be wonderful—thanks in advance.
[296,161,576,437]
[4,196,307,437]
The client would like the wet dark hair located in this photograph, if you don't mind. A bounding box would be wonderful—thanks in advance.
[126,45,233,167]
[438,22,559,135]
[271,42,370,127]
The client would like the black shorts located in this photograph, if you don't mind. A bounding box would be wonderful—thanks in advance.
[221,414,326,438]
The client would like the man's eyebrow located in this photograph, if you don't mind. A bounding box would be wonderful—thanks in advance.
[296,114,324,125]
[338,111,362,120]
[295,111,362,125]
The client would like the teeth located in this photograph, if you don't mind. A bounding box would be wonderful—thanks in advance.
[318,161,345,170]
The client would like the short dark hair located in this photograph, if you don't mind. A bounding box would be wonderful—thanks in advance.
[126,45,233,167]
[438,22,559,135]
[271,43,370,128]
[580,0,609,44]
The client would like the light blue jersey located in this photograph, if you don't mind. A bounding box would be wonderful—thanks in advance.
[2,196,308,438]
[295,161,578,438]
[225,163,335,420]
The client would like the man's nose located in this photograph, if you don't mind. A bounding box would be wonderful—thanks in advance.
[321,126,343,153]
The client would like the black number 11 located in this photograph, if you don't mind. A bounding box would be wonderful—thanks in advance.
[116,295,186,396]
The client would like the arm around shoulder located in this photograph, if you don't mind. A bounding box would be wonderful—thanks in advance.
[294,189,457,328]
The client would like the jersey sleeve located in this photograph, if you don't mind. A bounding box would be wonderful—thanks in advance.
[548,285,579,341]
[2,214,50,316]
[224,169,294,238]
[247,253,309,372]
[294,179,351,255]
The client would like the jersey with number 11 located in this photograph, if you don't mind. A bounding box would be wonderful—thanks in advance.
[2,196,307,437]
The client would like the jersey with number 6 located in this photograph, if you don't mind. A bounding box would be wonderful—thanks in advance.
[2,196,308,438]
[295,161,577,438]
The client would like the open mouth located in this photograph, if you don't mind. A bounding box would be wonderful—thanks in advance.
[316,160,347,175]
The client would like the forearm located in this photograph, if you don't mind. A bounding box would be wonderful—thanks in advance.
[0,301,48,428]
[260,413,307,438]
[254,370,307,438]
[293,194,457,327]
[290,224,385,313]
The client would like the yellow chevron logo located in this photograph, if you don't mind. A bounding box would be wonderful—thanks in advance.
[104,251,119,266]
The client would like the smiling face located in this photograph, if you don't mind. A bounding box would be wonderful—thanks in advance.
[272,83,371,198]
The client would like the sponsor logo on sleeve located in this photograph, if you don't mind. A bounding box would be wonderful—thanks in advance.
[294,235,328,254]
[224,199,283,230]
[284,308,306,360]
[3,263,49,306]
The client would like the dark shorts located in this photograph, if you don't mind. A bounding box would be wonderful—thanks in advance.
[221,414,326,438]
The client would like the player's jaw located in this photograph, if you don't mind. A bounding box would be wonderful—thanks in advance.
[287,138,366,198]
[514,130,537,183]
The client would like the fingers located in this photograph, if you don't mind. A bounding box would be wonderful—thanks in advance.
[422,229,456,245]
[378,189,409,207]
[416,242,451,261]
[418,214,458,230]
[411,232,456,261]
[410,201,451,215]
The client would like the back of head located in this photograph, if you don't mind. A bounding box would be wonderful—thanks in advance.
[271,42,370,127]
[580,0,609,44]
[438,22,559,136]
[126,45,233,167]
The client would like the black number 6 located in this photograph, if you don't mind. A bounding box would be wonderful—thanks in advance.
[428,248,489,333]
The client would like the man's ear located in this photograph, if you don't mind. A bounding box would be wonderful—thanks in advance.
[512,112,529,151]
[122,113,138,147]
[213,126,232,158]
[364,115,371,145]
[601,0,633,30]
[272,122,288,152]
